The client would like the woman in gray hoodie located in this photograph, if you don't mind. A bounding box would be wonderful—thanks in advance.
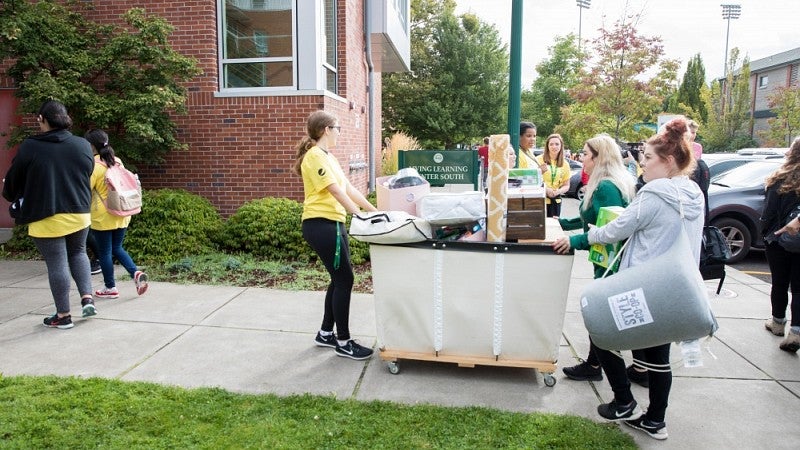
[586,117,705,440]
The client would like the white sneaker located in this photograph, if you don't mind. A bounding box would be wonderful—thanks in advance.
[95,287,119,299]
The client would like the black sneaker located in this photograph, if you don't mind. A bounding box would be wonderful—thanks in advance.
[597,399,643,421]
[314,331,336,348]
[81,298,97,317]
[562,361,603,381]
[335,340,374,360]
[627,364,649,388]
[624,416,668,440]
[90,260,102,275]
[43,314,74,329]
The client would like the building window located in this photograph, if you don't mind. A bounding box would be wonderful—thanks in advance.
[394,0,409,31]
[322,0,338,93]
[758,75,769,89]
[220,0,294,89]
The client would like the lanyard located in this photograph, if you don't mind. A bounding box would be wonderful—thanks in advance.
[334,222,341,269]
[549,163,558,186]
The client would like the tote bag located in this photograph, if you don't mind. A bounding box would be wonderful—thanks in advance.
[580,229,718,351]
[349,211,432,244]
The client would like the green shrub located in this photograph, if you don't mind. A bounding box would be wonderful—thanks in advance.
[220,197,371,265]
[220,197,310,261]
[126,189,223,264]
[1,225,37,257]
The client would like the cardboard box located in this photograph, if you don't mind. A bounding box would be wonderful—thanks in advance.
[376,175,430,215]
[588,206,626,270]
[505,191,546,240]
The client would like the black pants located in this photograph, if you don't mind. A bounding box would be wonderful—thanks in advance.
[302,218,354,341]
[585,340,646,369]
[595,343,672,423]
[546,200,561,217]
[765,241,800,326]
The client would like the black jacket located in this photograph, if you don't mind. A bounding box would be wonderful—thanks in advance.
[2,129,94,225]
[760,181,800,242]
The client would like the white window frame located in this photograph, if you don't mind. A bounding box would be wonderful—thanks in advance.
[216,0,345,99]
[758,75,769,89]
[321,0,339,94]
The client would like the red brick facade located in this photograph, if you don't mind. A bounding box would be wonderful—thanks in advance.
[2,0,381,217]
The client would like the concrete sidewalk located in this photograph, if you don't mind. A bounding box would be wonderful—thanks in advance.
[0,257,798,449]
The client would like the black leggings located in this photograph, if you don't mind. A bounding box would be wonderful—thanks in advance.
[765,241,800,326]
[596,343,672,423]
[302,218,354,341]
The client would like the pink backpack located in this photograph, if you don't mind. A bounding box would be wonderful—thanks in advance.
[96,160,142,216]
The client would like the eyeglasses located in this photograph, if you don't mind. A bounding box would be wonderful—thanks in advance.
[328,125,341,132]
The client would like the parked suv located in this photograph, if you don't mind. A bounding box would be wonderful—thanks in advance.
[707,159,782,263]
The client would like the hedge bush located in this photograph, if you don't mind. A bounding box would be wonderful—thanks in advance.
[1,224,37,256]
[220,197,309,261]
[220,197,370,265]
[126,189,223,264]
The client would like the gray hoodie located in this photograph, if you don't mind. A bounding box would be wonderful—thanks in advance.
[588,176,705,270]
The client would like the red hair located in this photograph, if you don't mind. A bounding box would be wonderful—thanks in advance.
[646,117,695,175]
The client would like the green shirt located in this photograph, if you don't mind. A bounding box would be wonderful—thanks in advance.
[558,179,628,278]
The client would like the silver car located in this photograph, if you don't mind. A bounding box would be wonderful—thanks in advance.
[707,159,783,263]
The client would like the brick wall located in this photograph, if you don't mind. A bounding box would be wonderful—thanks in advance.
[2,0,381,217]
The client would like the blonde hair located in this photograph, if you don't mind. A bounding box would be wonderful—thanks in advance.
[581,134,637,211]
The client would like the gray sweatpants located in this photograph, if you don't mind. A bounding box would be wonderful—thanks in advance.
[33,227,93,314]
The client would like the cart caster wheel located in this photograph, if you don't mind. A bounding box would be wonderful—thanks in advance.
[543,374,556,387]
[387,361,400,375]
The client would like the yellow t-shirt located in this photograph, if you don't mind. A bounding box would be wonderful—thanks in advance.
[517,148,537,169]
[301,146,347,222]
[28,213,91,238]
[90,156,132,231]
[536,155,571,204]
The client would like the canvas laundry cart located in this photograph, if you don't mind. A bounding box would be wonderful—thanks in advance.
[370,218,573,386]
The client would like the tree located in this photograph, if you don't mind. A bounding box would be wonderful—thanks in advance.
[703,48,755,152]
[759,86,800,147]
[558,16,679,143]
[382,0,508,148]
[521,34,584,147]
[675,54,708,123]
[0,0,200,163]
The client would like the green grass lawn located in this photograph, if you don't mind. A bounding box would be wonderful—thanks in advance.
[0,375,635,449]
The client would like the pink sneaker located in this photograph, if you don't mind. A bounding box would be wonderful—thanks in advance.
[134,271,149,296]
[95,287,119,299]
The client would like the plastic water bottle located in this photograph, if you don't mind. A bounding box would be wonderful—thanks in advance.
[679,339,703,368]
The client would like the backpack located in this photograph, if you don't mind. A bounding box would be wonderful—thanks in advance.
[700,225,731,267]
[96,159,142,216]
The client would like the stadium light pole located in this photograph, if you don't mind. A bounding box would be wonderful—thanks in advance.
[721,4,741,77]
[576,0,591,52]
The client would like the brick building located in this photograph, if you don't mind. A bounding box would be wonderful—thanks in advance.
[0,0,410,228]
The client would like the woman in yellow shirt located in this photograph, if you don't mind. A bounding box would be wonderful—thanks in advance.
[516,122,538,169]
[536,134,571,217]
[294,110,377,361]
[86,129,148,299]
[2,100,96,328]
